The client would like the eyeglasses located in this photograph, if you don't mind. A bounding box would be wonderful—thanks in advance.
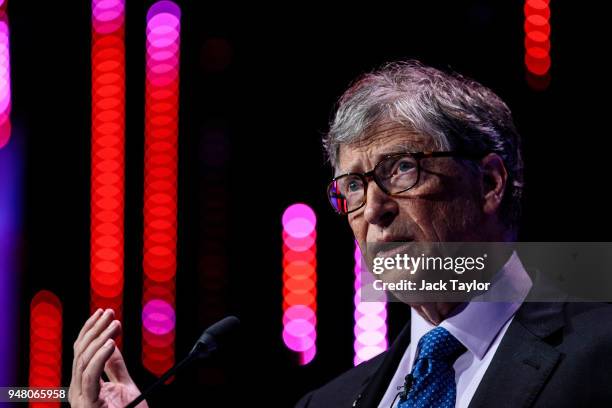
[327,151,483,215]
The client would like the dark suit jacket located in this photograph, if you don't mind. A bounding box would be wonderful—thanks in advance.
[295,301,612,407]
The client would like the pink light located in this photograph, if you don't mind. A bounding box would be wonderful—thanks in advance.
[282,203,317,365]
[282,203,316,237]
[356,331,386,346]
[354,242,387,365]
[92,0,125,34]
[147,1,181,20]
[283,319,316,352]
[0,12,11,150]
[143,0,180,377]
[143,299,176,335]
[300,346,316,365]
[354,344,385,362]
[356,314,386,331]
[282,305,316,326]
[282,231,316,252]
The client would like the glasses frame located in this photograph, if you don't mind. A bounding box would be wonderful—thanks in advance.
[327,150,485,215]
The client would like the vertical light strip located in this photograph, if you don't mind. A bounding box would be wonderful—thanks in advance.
[524,0,551,90]
[90,0,126,331]
[0,139,20,390]
[0,0,11,149]
[29,290,62,408]
[282,203,317,365]
[0,0,18,389]
[353,242,387,366]
[142,0,181,376]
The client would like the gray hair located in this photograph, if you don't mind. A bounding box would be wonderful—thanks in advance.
[323,60,524,229]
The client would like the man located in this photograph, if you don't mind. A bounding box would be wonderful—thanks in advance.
[68,61,612,408]
[295,61,612,407]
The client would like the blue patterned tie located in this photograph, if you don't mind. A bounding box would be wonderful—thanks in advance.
[397,327,466,408]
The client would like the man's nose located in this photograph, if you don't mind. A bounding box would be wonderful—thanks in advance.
[363,182,399,228]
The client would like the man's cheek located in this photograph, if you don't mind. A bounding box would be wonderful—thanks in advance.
[416,206,448,241]
[349,221,366,243]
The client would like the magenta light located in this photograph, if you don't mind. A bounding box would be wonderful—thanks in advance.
[142,299,175,335]
[147,1,181,21]
[147,47,179,64]
[145,0,180,94]
[142,0,180,376]
[283,231,316,252]
[147,32,180,50]
[283,319,316,352]
[282,203,317,365]
[92,0,124,34]
[354,345,384,362]
[356,314,386,331]
[354,242,387,365]
[0,13,10,150]
[356,331,386,345]
[282,203,316,237]
[282,305,316,326]
[300,345,316,365]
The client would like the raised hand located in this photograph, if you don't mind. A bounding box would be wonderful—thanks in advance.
[68,309,147,408]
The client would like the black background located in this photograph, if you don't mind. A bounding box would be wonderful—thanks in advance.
[7,0,610,406]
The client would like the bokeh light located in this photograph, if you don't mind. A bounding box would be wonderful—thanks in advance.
[29,290,62,408]
[90,0,126,337]
[524,0,551,89]
[0,4,12,150]
[353,242,387,365]
[282,203,317,365]
[142,0,181,377]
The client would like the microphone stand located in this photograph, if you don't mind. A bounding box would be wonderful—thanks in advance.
[124,352,198,408]
[122,316,239,408]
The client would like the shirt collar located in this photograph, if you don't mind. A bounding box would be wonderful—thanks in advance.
[410,251,532,361]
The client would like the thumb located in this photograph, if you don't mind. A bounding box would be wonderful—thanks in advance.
[104,346,135,385]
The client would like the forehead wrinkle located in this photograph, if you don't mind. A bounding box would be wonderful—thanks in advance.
[336,125,432,175]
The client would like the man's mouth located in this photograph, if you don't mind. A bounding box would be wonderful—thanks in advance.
[370,238,415,260]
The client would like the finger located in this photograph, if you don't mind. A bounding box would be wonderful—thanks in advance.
[72,309,103,376]
[104,345,134,384]
[74,317,120,396]
[82,338,116,403]
[80,319,121,371]
[70,308,103,397]
[74,309,115,363]
[75,308,104,346]
[72,309,114,394]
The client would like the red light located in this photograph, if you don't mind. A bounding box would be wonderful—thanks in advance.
[90,0,126,339]
[282,204,317,365]
[524,0,551,89]
[142,1,181,377]
[29,290,62,408]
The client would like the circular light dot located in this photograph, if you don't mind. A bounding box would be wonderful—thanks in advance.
[142,299,175,335]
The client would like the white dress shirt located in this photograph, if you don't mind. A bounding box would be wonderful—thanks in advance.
[377,252,533,408]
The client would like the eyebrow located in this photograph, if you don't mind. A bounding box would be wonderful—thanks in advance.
[335,143,421,176]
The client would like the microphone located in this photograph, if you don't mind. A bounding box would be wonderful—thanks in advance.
[189,315,240,358]
[389,373,413,408]
[124,316,241,408]
[398,373,413,400]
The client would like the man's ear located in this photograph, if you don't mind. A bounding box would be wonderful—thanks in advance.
[480,153,508,216]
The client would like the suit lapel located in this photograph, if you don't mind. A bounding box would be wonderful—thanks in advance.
[356,277,567,408]
[468,301,565,408]
[355,320,412,408]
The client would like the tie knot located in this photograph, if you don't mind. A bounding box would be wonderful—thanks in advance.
[416,327,466,363]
